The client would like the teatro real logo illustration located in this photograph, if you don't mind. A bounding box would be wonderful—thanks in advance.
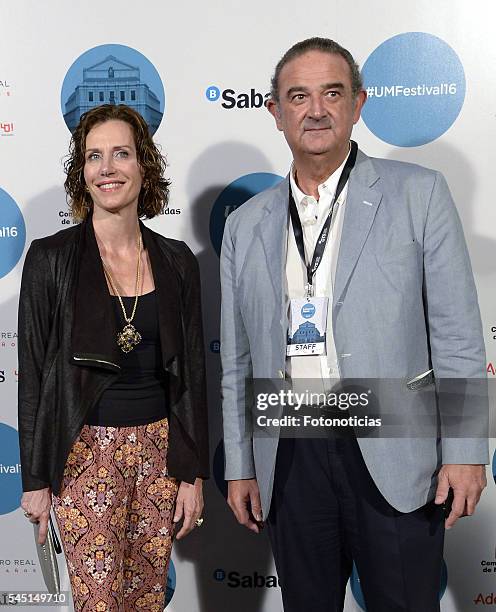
[61,44,165,134]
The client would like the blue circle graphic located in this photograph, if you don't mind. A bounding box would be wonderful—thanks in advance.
[361,32,465,147]
[0,188,26,280]
[301,303,316,319]
[439,560,448,599]
[61,44,165,135]
[213,440,228,499]
[209,172,283,256]
[0,423,23,515]
[350,559,448,610]
[350,563,366,611]
[165,559,176,607]
[206,86,220,101]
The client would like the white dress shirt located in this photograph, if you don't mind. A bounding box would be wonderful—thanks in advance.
[285,151,350,383]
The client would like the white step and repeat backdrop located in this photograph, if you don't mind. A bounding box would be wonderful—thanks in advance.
[1,1,495,610]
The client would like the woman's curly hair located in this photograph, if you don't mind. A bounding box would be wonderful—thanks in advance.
[64,104,170,220]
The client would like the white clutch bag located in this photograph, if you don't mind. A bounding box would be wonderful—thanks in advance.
[33,515,62,594]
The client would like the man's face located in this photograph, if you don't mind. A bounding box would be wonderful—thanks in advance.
[267,50,366,161]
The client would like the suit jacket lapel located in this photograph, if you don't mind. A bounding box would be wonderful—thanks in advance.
[258,178,289,320]
[333,151,383,305]
[72,216,121,370]
[254,157,382,361]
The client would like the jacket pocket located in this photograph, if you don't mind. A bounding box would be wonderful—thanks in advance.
[375,240,419,265]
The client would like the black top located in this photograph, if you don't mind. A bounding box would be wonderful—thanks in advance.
[85,290,169,426]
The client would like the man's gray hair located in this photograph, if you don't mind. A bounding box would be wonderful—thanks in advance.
[270,37,363,102]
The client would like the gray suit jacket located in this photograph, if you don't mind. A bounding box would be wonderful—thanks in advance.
[220,148,488,517]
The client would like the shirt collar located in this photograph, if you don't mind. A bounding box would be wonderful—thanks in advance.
[289,142,351,208]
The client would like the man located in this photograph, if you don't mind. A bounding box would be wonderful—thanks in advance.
[220,37,488,611]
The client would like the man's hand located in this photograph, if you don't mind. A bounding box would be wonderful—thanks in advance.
[21,488,52,545]
[227,479,263,534]
[173,478,204,540]
[435,464,486,529]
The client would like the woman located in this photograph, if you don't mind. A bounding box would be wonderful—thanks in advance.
[18,104,209,611]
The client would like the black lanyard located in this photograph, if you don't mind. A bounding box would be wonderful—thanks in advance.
[288,140,358,297]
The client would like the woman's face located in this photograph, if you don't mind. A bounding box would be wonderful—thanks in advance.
[83,119,143,217]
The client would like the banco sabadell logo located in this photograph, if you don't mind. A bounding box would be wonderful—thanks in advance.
[0,187,26,280]
[0,423,22,515]
[209,172,283,256]
[213,567,279,588]
[206,86,221,102]
[361,32,465,147]
[61,44,165,135]
[205,85,270,109]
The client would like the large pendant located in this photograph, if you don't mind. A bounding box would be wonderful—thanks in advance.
[117,323,142,353]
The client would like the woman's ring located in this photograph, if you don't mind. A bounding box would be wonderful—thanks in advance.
[24,511,32,518]
[195,518,204,527]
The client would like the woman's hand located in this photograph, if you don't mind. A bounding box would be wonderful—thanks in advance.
[173,478,204,540]
[21,488,52,545]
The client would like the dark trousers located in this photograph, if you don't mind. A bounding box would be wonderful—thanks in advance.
[266,435,444,612]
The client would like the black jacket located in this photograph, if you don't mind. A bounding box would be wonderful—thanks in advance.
[18,217,209,493]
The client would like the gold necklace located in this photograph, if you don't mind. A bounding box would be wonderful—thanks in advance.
[101,227,143,353]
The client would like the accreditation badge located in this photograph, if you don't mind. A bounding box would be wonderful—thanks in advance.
[286,297,328,356]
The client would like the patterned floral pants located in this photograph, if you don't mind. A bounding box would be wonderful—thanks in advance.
[52,418,178,612]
